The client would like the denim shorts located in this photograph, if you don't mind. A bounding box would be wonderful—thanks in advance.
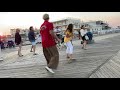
[31,41,36,46]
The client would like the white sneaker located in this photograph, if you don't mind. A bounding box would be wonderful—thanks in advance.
[45,66,55,74]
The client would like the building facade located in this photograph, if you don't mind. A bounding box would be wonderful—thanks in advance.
[10,28,40,40]
[52,18,83,32]
[52,18,111,33]
[84,20,110,32]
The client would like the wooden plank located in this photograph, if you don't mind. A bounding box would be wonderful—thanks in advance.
[90,73,98,78]
[107,61,120,77]
[109,60,120,72]
[98,67,109,78]
[100,65,115,78]
[95,66,110,78]
[105,63,120,78]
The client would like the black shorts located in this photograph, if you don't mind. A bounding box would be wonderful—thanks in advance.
[61,37,64,44]
[82,36,86,41]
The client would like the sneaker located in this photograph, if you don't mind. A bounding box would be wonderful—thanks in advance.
[45,66,55,74]
[19,55,23,57]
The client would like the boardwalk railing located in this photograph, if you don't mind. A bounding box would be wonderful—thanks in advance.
[93,29,120,36]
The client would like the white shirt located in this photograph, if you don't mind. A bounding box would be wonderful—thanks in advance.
[80,29,87,37]
[54,28,61,35]
[36,35,41,42]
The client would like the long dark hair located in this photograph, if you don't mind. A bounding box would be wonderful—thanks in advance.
[67,24,73,33]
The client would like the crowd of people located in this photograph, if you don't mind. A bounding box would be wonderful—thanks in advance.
[0,13,93,74]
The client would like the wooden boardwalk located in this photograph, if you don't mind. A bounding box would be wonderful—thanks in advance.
[90,50,120,78]
[0,33,120,78]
